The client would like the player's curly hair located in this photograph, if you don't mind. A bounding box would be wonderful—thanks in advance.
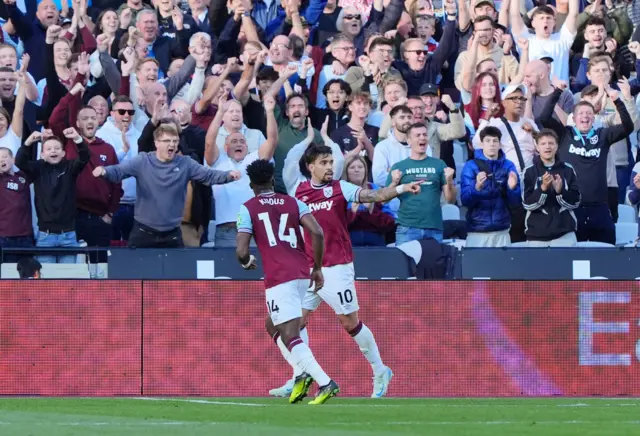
[246,159,275,186]
[300,143,333,179]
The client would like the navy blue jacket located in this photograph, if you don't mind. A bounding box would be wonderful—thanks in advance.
[461,150,521,233]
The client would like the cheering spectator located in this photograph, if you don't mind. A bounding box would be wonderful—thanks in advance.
[344,37,401,97]
[464,72,504,135]
[216,99,266,155]
[461,126,521,248]
[96,95,141,244]
[0,147,32,261]
[388,122,456,244]
[536,85,634,244]
[523,129,581,247]
[372,105,413,187]
[16,129,89,263]
[523,60,575,122]
[509,0,579,82]
[50,83,122,262]
[204,94,278,247]
[316,34,356,109]
[343,155,396,246]
[93,123,240,248]
[330,90,377,160]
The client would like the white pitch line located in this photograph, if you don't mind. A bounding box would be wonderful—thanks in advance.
[137,397,267,407]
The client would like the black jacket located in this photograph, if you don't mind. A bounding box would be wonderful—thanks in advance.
[522,156,582,241]
[15,141,89,233]
[535,88,634,205]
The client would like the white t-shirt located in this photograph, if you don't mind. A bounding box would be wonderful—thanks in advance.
[0,128,21,158]
[211,151,274,224]
[519,25,576,82]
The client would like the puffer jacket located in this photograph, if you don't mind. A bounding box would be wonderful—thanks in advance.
[461,149,521,233]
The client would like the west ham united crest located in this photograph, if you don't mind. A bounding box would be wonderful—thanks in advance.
[323,186,333,198]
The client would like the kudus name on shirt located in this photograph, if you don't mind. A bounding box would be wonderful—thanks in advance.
[259,198,285,206]
[309,200,334,212]
[569,144,601,158]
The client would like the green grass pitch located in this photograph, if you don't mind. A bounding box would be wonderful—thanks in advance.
[0,398,638,435]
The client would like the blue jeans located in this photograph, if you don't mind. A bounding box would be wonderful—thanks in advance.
[36,231,80,264]
[0,235,34,262]
[395,225,443,246]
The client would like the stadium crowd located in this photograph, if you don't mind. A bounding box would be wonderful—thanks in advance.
[0,0,640,260]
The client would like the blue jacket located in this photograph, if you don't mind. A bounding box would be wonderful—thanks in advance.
[461,150,522,233]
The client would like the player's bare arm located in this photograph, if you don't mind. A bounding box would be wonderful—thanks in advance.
[358,181,422,203]
[300,213,325,292]
[236,232,257,269]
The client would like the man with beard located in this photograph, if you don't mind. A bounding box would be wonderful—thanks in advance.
[96,96,141,244]
[310,79,351,136]
[93,123,239,248]
[371,105,415,187]
[50,85,122,262]
[454,16,519,95]
[4,0,59,82]
[0,66,33,140]
[457,0,498,55]
[216,100,266,156]
[394,2,458,96]
[274,93,322,194]
[509,0,579,82]
[204,94,278,247]
[536,85,633,245]
[523,60,575,122]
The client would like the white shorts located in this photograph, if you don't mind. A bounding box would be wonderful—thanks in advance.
[302,263,359,315]
[265,279,308,326]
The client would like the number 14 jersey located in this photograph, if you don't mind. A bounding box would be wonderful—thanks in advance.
[237,192,311,289]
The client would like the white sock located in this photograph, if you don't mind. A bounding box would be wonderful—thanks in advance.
[276,335,304,378]
[300,327,309,344]
[351,322,386,376]
[288,338,331,387]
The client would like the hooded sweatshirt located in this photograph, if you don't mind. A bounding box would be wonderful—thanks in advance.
[97,118,141,205]
[65,137,123,216]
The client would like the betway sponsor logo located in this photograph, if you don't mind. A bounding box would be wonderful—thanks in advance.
[309,200,334,212]
[568,144,601,158]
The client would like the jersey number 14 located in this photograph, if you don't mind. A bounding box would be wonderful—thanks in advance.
[258,213,298,248]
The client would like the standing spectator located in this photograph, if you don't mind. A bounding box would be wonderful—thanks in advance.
[50,84,122,262]
[461,126,521,248]
[523,129,581,247]
[15,129,89,263]
[96,95,141,244]
[0,147,33,261]
[93,123,240,248]
[343,155,396,246]
[330,90,378,161]
[316,34,356,109]
[509,0,579,82]
[372,105,413,187]
[523,60,575,122]
[216,99,266,155]
[388,122,456,244]
[464,72,504,136]
[536,85,634,244]
[310,78,351,135]
[204,94,279,247]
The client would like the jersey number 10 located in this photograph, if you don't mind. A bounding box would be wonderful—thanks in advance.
[258,213,298,248]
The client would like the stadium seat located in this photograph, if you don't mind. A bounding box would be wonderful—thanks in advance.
[575,241,616,248]
[442,204,461,221]
[618,204,637,223]
[615,222,638,246]
[0,263,19,279]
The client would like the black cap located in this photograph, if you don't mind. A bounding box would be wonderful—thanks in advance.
[419,83,439,96]
[540,56,554,64]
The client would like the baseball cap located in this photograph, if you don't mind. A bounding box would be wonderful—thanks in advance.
[475,0,496,9]
[501,83,527,100]
[539,54,554,64]
[419,83,439,96]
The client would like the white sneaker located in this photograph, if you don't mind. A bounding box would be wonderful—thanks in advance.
[371,367,393,398]
[269,379,294,397]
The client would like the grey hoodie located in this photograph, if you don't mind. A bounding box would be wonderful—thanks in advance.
[104,152,233,231]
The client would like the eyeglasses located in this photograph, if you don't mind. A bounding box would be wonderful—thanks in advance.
[157,139,179,145]
[344,14,361,20]
[405,49,428,56]
[505,97,527,102]
[334,46,356,52]
[272,43,289,50]
[376,48,393,55]
[116,109,135,116]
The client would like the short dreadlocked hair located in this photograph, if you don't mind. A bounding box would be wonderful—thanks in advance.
[246,159,275,186]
